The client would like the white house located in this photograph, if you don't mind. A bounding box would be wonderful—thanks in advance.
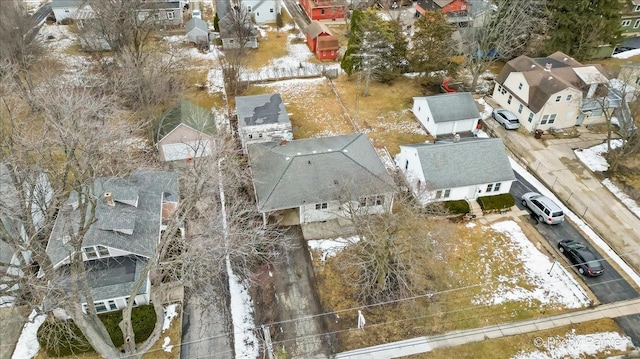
[185,18,209,45]
[219,10,258,49]
[492,51,622,132]
[243,0,279,23]
[236,94,293,153]
[45,169,179,313]
[412,92,481,138]
[395,138,516,205]
[51,0,83,22]
[247,133,395,231]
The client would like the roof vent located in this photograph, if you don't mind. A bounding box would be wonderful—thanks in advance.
[104,192,115,207]
[328,149,332,152]
[285,156,291,161]
[342,149,348,153]
[531,64,535,68]
[334,179,339,185]
[548,76,553,80]
[563,57,568,61]
[280,139,288,146]
[544,63,552,72]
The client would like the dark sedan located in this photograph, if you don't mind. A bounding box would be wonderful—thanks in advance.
[558,239,604,277]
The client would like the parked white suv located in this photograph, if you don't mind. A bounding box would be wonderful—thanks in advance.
[492,108,520,130]
[521,192,564,224]
[192,9,202,19]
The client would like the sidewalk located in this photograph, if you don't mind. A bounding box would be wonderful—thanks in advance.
[482,96,640,286]
[335,298,640,359]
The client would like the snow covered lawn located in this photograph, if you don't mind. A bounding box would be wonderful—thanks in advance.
[11,310,45,359]
[512,329,634,359]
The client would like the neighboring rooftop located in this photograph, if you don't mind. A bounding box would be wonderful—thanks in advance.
[155,100,216,143]
[236,94,291,128]
[51,0,84,8]
[186,17,208,33]
[404,138,515,189]
[248,133,395,212]
[416,92,481,123]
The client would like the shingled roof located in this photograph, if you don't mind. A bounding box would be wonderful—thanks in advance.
[236,94,291,128]
[248,133,395,212]
[403,138,515,190]
[416,92,481,123]
[154,100,216,143]
[305,21,332,38]
[496,51,610,113]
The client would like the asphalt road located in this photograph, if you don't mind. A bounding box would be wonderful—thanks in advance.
[615,314,640,347]
[510,173,640,304]
[180,294,233,359]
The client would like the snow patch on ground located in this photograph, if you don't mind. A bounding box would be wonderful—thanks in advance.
[307,236,361,262]
[511,330,634,359]
[162,304,178,332]
[476,97,493,120]
[573,140,622,172]
[162,336,174,352]
[228,269,258,358]
[472,221,590,309]
[602,179,640,220]
[11,310,46,359]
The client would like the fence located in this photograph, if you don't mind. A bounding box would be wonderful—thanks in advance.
[241,64,340,83]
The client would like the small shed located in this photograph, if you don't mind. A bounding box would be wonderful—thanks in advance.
[305,21,339,61]
[412,92,481,137]
[186,18,209,45]
[154,100,217,162]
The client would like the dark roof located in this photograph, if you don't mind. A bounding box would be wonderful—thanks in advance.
[248,133,395,212]
[46,169,179,267]
[140,1,181,10]
[403,138,515,189]
[155,100,216,143]
[417,92,481,123]
[236,94,291,128]
[495,52,610,113]
[305,21,332,38]
[186,18,208,33]
[317,36,340,50]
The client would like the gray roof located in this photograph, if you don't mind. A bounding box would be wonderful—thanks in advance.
[248,133,395,212]
[418,92,481,123]
[140,1,181,10]
[186,18,208,33]
[0,164,23,272]
[46,169,179,267]
[154,100,216,143]
[58,256,148,302]
[236,94,291,128]
[404,138,515,189]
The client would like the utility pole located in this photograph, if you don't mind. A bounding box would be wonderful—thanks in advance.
[352,52,377,97]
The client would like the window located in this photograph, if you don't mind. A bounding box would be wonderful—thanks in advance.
[541,114,549,125]
[154,13,160,20]
[636,5,640,11]
[258,133,263,138]
[321,9,325,14]
[270,8,274,12]
[634,19,640,29]
[555,96,561,102]
[518,104,523,114]
[322,50,326,56]
[486,184,493,192]
[405,160,409,170]
[83,247,98,259]
[97,246,109,257]
[247,5,252,12]
[636,77,640,85]
[444,189,450,198]
[566,94,572,101]
[498,86,507,95]
[528,112,534,123]
[494,183,501,191]
[359,195,384,206]
[108,300,117,311]
[507,95,512,104]
[166,11,175,20]
[125,297,138,307]
[548,114,556,124]
[315,202,328,210]
[592,109,604,116]
[623,20,631,26]
[518,83,523,90]
[95,302,108,313]
[435,190,442,199]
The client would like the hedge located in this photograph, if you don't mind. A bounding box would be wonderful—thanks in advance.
[38,304,157,357]
[443,200,470,214]
[477,193,515,211]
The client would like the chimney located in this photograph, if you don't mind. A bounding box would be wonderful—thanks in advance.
[104,192,115,207]
[280,139,288,146]
[544,63,552,72]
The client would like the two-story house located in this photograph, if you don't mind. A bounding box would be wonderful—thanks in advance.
[45,169,179,313]
[247,133,395,235]
[299,0,345,21]
[621,0,640,37]
[236,94,293,153]
[492,51,622,132]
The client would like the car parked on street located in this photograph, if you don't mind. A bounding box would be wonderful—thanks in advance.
[558,239,605,276]
[521,192,564,224]
[492,108,520,130]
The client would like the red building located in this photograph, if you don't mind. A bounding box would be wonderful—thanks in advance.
[415,0,471,26]
[305,21,340,61]
[299,0,345,21]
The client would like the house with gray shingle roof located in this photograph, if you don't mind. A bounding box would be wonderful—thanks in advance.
[45,168,178,313]
[185,17,209,45]
[247,133,395,230]
[412,92,481,138]
[492,51,622,132]
[395,138,515,205]
[236,94,293,153]
[154,100,216,162]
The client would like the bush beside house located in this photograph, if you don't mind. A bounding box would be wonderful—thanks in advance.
[477,193,515,212]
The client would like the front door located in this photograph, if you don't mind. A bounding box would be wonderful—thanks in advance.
[576,114,585,126]
[467,185,478,200]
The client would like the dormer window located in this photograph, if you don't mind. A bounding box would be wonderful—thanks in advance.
[566,94,572,101]
[635,5,640,11]
[555,96,561,102]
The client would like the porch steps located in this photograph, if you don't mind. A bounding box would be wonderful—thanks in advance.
[466,199,483,219]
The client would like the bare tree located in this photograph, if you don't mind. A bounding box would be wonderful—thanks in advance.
[459,0,546,91]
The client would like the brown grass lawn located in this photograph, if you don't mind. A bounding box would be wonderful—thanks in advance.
[331,74,431,155]
[411,318,628,359]
[313,220,586,352]
[246,31,290,70]
[245,79,354,138]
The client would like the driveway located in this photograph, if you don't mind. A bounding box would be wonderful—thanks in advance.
[510,174,640,304]
[180,292,233,359]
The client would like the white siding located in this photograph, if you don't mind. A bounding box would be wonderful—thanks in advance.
[53,7,78,22]
[298,195,392,223]
[241,123,293,153]
[244,0,278,23]
[412,98,437,135]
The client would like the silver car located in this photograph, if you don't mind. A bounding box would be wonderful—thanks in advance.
[492,109,520,130]
[521,192,564,224]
